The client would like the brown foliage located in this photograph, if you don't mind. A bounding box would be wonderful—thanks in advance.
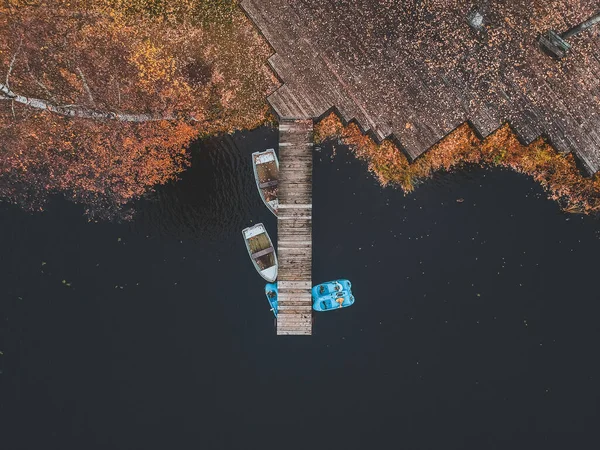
[315,112,600,214]
[0,0,277,218]
[0,108,198,218]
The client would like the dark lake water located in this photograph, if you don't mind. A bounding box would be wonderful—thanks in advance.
[1,127,600,450]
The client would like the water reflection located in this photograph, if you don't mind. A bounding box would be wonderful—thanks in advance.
[135,127,278,241]
[3,126,600,450]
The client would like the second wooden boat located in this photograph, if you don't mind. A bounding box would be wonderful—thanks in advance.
[252,149,279,216]
[242,223,278,282]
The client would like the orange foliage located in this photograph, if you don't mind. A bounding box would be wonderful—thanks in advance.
[315,112,600,214]
[0,0,277,218]
[0,109,197,219]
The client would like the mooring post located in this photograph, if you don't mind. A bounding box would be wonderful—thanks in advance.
[539,11,600,59]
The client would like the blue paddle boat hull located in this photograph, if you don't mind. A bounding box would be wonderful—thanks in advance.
[265,283,278,317]
[312,279,354,311]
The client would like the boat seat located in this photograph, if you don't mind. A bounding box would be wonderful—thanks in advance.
[252,246,274,259]
[259,180,278,189]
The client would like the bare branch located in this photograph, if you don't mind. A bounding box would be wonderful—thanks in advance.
[76,67,96,107]
[0,82,200,123]
[25,59,56,102]
[5,37,23,88]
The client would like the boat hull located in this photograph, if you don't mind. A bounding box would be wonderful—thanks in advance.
[265,283,278,317]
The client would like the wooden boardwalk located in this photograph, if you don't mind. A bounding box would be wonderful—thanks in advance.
[242,0,600,174]
[276,120,313,335]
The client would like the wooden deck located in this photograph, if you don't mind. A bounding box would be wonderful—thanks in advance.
[241,0,600,174]
[276,119,313,335]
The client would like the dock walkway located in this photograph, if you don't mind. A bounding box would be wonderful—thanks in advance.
[276,120,313,335]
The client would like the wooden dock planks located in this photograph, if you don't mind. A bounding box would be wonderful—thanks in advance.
[276,120,314,335]
[241,0,600,174]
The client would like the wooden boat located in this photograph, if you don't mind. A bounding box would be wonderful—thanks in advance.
[252,149,279,216]
[242,223,278,282]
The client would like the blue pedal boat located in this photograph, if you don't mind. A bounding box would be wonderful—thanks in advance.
[265,283,278,317]
[312,279,355,312]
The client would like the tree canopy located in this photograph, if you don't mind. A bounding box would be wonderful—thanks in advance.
[0,0,277,218]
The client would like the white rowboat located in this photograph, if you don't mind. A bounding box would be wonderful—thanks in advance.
[252,149,279,216]
[242,223,278,282]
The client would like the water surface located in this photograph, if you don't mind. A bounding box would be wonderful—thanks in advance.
[1,127,599,450]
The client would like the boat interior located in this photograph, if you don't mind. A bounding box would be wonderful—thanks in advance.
[254,154,278,203]
[248,233,275,270]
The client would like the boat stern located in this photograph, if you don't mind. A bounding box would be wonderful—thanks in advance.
[242,223,266,240]
[261,266,278,283]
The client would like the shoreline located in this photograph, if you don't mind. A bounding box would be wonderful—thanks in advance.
[314,112,600,215]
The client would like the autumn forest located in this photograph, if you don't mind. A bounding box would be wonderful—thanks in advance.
[2,0,600,219]
[0,0,276,218]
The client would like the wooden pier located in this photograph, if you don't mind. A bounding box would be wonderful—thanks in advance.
[276,119,313,335]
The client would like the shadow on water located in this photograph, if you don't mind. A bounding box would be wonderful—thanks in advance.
[135,126,278,241]
[1,126,600,450]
